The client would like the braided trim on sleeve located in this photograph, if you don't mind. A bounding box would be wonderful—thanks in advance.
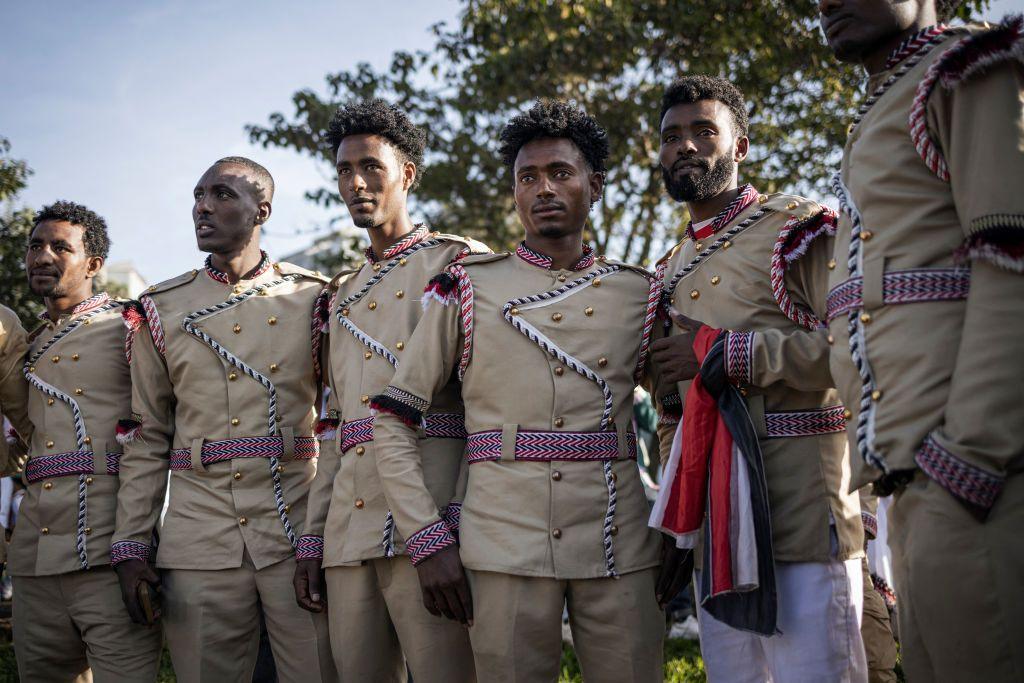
[770,209,836,331]
[139,295,166,356]
[915,433,1004,518]
[120,300,146,363]
[405,519,457,566]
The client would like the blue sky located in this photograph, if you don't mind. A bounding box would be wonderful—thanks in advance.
[2,0,1021,284]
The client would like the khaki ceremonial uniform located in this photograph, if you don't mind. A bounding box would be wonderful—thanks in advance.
[303,228,486,681]
[827,20,1024,681]
[0,304,30,477]
[11,294,161,683]
[373,246,664,683]
[111,259,335,683]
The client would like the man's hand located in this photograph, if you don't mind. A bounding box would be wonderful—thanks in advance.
[655,536,694,609]
[415,544,473,626]
[650,307,705,383]
[294,558,326,613]
[114,558,162,625]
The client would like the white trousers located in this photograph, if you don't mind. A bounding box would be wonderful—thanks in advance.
[697,557,867,683]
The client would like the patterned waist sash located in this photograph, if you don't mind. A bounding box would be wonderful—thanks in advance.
[466,429,637,464]
[764,406,846,439]
[341,413,467,453]
[169,436,319,471]
[826,267,970,323]
[25,451,121,483]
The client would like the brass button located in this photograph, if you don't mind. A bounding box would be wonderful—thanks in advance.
[843,409,853,420]
[828,259,837,270]
[270,364,279,373]
[610,525,619,536]
[592,278,601,287]
[399,258,407,266]
[786,201,798,210]
[551,528,562,539]
[233,324,242,334]
[83,436,91,445]
[85,477,93,485]
[84,527,92,535]
[860,312,872,324]
[557,274,567,282]
[231,418,240,426]
[233,285,244,295]
[690,289,700,300]
[554,417,564,428]
[710,275,721,286]
[584,307,594,316]
[396,342,404,351]
[355,446,365,456]
[40,527,49,535]
[361,395,369,404]
[372,263,382,272]
[258,288,268,296]
[554,367,565,376]
[51,355,60,363]
[228,372,238,381]
[47,398,55,406]
[46,441,54,448]
[75,388,83,395]
[355,499,365,509]
[598,357,608,367]
[72,354,79,361]
[233,472,242,480]
[267,317,277,325]
[341,308,350,316]
[43,482,52,490]
[276,465,284,473]
[827,334,835,345]
[395,290,404,299]
[871,390,883,401]
[551,471,562,481]
[723,240,732,249]
[551,312,563,322]
[239,517,248,526]
[610,472,618,483]
[364,351,373,360]
[284,504,291,513]
[510,307,520,316]
[695,242,704,251]
[758,194,768,204]
[368,302,377,311]
[859,231,873,241]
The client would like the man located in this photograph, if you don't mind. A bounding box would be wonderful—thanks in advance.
[648,76,867,682]
[0,303,29,477]
[371,100,689,683]
[296,99,485,681]
[11,201,162,682]
[111,158,335,682]
[819,1,1024,679]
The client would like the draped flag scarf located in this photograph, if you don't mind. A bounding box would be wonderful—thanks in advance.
[650,326,778,635]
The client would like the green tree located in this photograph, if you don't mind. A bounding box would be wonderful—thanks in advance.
[0,137,42,327]
[249,0,988,270]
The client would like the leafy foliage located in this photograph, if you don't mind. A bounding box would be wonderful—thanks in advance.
[0,137,42,328]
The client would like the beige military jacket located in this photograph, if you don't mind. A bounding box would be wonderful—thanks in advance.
[828,19,1024,516]
[112,253,328,570]
[373,243,663,578]
[9,293,129,576]
[656,189,863,563]
[0,304,30,475]
[301,227,489,567]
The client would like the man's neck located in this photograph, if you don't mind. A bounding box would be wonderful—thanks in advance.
[524,232,585,270]
[209,243,264,284]
[863,15,938,75]
[44,286,94,320]
[686,184,741,225]
[367,213,417,259]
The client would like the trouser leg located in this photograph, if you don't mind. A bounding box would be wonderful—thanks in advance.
[12,574,91,683]
[860,558,898,683]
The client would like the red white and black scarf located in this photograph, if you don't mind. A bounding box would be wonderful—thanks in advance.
[39,292,112,321]
[204,250,272,284]
[365,225,430,263]
[515,241,596,271]
[685,184,760,241]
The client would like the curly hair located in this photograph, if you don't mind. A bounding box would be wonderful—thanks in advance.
[326,99,427,189]
[215,156,275,202]
[937,0,964,21]
[33,200,111,260]
[498,99,609,173]
[660,75,749,138]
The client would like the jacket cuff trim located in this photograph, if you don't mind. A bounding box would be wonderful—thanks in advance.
[406,519,457,566]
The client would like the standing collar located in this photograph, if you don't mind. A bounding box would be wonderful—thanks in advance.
[39,292,112,322]
[205,250,272,284]
[883,24,949,71]
[515,241,596,271]
[365,225,430,264]
[686,184,760,241]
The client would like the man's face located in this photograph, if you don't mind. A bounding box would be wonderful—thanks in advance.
[26,220,102,298]
[336,134,413,231]
[513,137,602,241]
[659,100,746,203]
[818,0,920,63]
[192,163,268,254]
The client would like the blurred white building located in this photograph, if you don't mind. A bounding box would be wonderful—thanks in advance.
[100,261,148,297]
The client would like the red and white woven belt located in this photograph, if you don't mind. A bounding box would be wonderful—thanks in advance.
[169,436,319,471]
[342,413,467,453]
[465,429,637,464]
[764,406,846,439]
[826,267,970,323]
[25,451,121,483]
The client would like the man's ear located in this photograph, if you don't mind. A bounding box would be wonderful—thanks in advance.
[734,136,749,163]
[402,160,417,191]
[255,201,272,225]
[589,171,605,206]
[85,256,104,280]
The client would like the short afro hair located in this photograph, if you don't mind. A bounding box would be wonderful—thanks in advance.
[499,100,609,174]
[326,99,427,189]
[660,76,750,138]
[33,200,111,260]
[214,156,275,202]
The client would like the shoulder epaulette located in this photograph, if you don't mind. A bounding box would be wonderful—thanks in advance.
[327,267,361,291]
[431,232,493,256]
[456,252,509,268]
[654,240,686,269]
[759,193,824,221]
[141,269,200,298]
[273,261,329,282]
[598,257,654,280]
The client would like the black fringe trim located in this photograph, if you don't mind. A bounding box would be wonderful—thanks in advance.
[369,394,423,428]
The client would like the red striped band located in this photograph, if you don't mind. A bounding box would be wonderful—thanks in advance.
[25,451,121,483]
[169,436,319,471]
[343,413,467,453]
[465,429,636,464]
[826,267,970,323]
